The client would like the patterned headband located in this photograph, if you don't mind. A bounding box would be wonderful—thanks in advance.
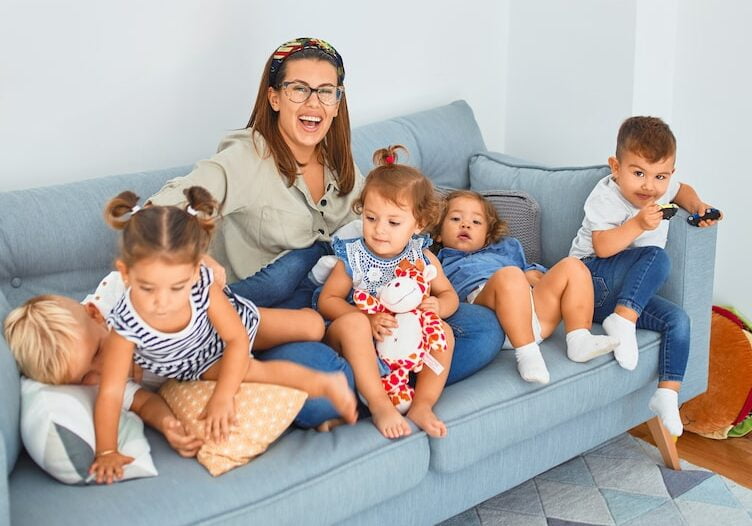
[268,37,345,87]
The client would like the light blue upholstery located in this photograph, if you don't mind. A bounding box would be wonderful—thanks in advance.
[353,100,486,189]
[0,100,716,526]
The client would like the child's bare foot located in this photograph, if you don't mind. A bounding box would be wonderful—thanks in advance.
[316,418,345,432]
[322,372,358,425]
[371,402,412,439]
[407,403,447,438]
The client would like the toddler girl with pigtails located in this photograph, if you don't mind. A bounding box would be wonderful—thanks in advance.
[90,186,356,484]
[317,146,457,440]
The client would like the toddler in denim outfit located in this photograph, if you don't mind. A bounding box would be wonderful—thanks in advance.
[570,116,721,436]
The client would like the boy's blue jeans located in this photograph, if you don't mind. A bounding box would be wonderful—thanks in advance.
[583,246,690,382]
[233,244,505,427]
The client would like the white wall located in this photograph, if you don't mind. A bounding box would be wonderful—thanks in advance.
[504,0,636,165]
[0,0,510,191]
[503,0,751,316]
[671,1,752,317]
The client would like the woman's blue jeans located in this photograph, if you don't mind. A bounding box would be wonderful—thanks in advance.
[584,246,690,382]
[229,242,331,309]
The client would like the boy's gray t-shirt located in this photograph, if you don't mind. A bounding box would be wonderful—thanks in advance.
[569,174,681,259]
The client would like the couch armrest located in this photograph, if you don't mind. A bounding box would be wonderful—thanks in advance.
[660,209,718,401]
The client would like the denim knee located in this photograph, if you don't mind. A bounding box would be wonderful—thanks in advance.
[446,303,503,385]
[640,246,671,284]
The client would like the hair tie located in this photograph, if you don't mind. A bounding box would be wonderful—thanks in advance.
[130,205,141,215]
[385,155,395,165]
[186,205,199,217]
[269,37,345,87]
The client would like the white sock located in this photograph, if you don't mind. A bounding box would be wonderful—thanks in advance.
[515,342,550,384]
[649,388,683,436]
[565,328,620,363]
[603,313,639,370]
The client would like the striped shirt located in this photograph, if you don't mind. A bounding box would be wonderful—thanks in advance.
[108,265,260,381]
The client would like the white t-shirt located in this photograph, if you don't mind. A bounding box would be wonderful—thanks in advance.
[82,271,165,391]
[569,174,681,259]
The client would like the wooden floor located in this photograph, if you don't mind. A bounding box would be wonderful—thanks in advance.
[629,423,752,488]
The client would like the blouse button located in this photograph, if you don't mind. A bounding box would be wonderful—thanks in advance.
[320,199,327,206]
[318,229,325,235]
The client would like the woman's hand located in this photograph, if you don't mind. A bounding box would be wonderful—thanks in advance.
[368,312,397,342]
[162,416,203,457]
[202,254,227,288]
[89,450,134,485]
[199,393,236,443]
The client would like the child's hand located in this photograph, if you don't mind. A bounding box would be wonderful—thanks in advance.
[635,203,663,231]
[419,296,440,314]
[690,203,723,227]
[89,450,134,485]
[199,394,236,443]
[368,312,397,342]
[162,416,203,457]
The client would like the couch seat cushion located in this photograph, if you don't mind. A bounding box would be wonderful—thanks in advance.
[428,326,662,474]
[10,421,429,525]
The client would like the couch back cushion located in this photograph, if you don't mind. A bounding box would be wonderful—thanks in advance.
[352,100,485,189]
[0,167,191,307]
[469,152,611,267]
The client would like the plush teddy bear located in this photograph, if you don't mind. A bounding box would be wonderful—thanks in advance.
[353,259,448,413]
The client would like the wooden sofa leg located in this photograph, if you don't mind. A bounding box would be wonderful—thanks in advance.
[646,416,681,470]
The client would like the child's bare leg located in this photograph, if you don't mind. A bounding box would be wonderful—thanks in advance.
[254,308,325,350]
[533,257,618,362]
[604,305,640,370]
[325,312,411,439]
[203,354,357,424]
[475,268,549,383]
[649,380,683,436]
[407,322,454,438]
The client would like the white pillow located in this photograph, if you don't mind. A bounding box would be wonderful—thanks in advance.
[20,378,158,484]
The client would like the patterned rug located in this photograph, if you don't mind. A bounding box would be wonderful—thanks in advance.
[440,433,752,526]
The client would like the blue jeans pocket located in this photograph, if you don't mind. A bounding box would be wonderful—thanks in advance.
[592,276,609,308]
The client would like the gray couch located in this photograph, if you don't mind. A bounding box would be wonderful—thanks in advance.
[0,101,717,525]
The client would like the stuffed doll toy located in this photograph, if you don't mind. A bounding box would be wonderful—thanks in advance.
[353,259,448,413]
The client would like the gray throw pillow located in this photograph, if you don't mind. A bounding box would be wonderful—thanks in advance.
[435,187,542,264]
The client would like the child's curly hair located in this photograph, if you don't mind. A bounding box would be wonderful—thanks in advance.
[353,145,441,231]
[104,186,217,267]
[435,190,508,246]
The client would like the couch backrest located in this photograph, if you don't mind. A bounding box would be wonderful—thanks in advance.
[352,100,486,188]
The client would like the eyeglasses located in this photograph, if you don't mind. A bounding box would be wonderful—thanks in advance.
[279,81,343,106]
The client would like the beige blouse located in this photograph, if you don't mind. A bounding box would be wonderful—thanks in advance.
[149,129,364,283]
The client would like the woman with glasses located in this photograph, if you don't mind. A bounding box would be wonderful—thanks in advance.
[147,37,503,430]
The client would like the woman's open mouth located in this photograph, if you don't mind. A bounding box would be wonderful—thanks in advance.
[299,115,322,132]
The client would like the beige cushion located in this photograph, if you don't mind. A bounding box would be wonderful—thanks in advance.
[159,380,307,476]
